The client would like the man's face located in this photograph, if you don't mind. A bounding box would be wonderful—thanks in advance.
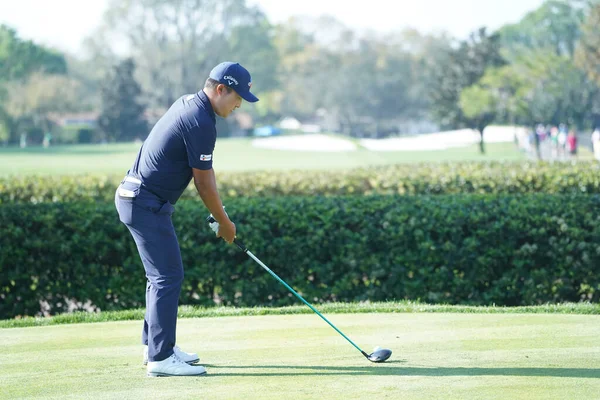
[214,85,242,118]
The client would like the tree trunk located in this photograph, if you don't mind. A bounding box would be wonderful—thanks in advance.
[477,125,486,154]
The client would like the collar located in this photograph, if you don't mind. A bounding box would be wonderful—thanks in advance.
[198,90,216,124]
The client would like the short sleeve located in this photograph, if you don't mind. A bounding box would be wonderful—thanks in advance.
[183,124,216,170]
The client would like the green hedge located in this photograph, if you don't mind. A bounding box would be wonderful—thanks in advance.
[1,194,599,319]
[2,161,600,204]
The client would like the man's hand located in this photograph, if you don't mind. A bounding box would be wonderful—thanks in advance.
[193,168,236,244]
[217,219,236,244]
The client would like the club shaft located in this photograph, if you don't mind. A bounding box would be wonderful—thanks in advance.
[243,249,366,356]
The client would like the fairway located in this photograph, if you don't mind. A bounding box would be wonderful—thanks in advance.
[0,138,525,176]
[1,313,598,400]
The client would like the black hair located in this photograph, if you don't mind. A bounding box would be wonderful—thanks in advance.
[204,78,233,93]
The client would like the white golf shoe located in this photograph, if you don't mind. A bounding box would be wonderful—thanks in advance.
[143,345,199,365]
[146,353,207,377]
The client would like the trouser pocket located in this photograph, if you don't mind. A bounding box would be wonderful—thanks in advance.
[115,178,142,225]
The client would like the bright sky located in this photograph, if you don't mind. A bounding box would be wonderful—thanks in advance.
[0,0,546,54]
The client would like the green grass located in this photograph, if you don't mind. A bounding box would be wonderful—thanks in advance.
[0,138,525,176]
[2,302,599,329]
[0,311,598,399]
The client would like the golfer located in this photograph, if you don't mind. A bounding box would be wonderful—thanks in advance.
[115,62,259,377]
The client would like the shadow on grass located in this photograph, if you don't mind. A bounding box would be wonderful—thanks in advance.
[202,363,600,378]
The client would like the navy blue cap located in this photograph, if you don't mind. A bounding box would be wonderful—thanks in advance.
[209,62,259,103]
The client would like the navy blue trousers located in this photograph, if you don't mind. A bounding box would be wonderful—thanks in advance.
[115,180,183,362]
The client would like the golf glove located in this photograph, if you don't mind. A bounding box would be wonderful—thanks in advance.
[208,207,228,234]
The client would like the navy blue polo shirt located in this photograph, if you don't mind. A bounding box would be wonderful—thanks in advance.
[128,90,217,204]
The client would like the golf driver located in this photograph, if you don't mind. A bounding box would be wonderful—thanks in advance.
[206,214,392,363]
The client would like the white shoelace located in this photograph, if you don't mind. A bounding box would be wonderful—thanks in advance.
[171,353,185,364]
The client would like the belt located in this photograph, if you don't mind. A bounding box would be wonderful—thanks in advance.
[122,175,169,203]
[123,176,142,184]
[118,175,142,198]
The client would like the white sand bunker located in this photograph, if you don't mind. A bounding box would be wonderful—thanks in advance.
[360,126,522,152]
[252,134,357,152]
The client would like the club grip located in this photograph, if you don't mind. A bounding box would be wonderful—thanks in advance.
[207,214,246,252]
[234,238,247,252]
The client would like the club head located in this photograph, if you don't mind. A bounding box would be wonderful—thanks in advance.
[367,348,392,363]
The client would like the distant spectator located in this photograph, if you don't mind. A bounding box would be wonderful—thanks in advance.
[557,128,567,158]
[550,126,559,159]
[559,123,567,135]
[533,126,541,159]
[566,129,577,157]
[43,132,52,148]
[536,124,546,142]
[592,128,600,161]
[525,129,534,152]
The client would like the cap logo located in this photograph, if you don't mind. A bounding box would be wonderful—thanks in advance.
[223,75,238,86]
[248,82,252,88]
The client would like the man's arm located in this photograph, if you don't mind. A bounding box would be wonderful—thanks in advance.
[192,167,236,243]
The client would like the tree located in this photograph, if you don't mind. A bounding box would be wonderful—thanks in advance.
[576,3,600,127]
[498,0,587,59]
[0,107,10,144]
[428,28,506,153]
[98,58,147,142]
[221,15,280,122]
[0,25,69,144]
[462,50,598,132]
[459,85,497,148]
[461,66,529,127]
[5,73,81,116]
[3,73,81,144]
[63,54,105,112]
[0,24,67,81]
[514,51,597,129]
[395,29,454,124]
[272,17,436,137]
[576,3,600,85]
[496,0,600,129]
[87,0,271,109]
[322,39,416,137]
[270,18,339,120]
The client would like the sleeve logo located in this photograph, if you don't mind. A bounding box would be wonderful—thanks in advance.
[200,154,212,161]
